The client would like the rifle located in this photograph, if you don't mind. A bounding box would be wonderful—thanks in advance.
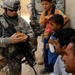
[10,41,38,75]
[0,15,38,75]
[30,0,37,20]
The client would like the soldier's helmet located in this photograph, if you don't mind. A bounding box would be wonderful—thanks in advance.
[1,0,21,10]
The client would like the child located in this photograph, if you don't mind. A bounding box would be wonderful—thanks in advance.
[46,14,64,73]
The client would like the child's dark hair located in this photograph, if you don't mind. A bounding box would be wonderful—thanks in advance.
[41,0,54,16]
[41,0,52,3]
[49,14,64,28]
[54,28,75,47]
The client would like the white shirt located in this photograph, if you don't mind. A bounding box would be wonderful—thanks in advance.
[54,55,72,75]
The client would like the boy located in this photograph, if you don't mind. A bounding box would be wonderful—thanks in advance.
[46,14,64,73]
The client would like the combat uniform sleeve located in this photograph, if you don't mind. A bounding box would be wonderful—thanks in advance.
[0,38,10,47]
[20,18,34,41]
[0,23,10,47]
[25,22,34,41]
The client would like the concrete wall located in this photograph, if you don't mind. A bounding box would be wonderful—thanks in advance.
[65,0,75,28]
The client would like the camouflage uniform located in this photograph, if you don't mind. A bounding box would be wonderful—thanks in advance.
[0,0,34,75]
[27,0,44,52]
[28,0,44,15]
[52,0,65,13]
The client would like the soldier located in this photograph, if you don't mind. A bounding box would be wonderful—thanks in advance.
[27,0,44,63]
[0,0,34,75]
[27,0,44,52]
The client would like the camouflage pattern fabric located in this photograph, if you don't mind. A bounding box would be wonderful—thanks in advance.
[35,0,44,14]
[1,0,20,10]
[29,0,44,15]
[0,13,34,75]
[27,0,44,52]
[0,58,6,70]
[52,0,65,12]
[0,58,21,75]
[30,18,42,52]
[30,36,37,52]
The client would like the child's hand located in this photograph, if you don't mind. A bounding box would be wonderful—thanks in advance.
[48,39,55,44]
[45,15,53,21]
[44,32,50,39]
[46,43,49,49]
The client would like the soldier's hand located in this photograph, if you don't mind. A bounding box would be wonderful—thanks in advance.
[21,34,28,42]
[16,32,28,42]
[9,33,23,44]
[9,32,29,44]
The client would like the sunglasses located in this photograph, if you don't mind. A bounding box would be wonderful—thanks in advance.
[8,6,21,12]
[8,9,18,12]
